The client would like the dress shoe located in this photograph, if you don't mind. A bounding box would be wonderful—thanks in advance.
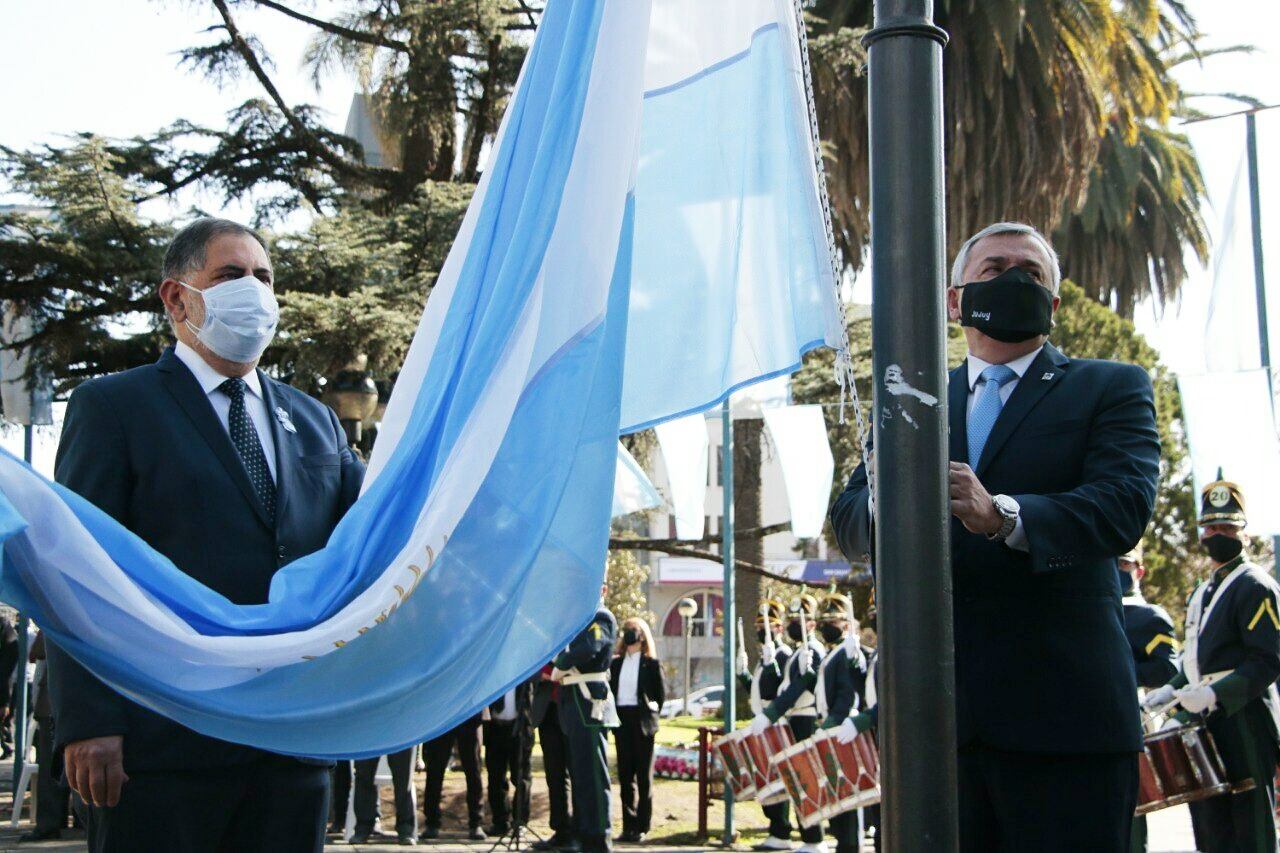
[469,825,487,841]
[19,827,62,842]
[350,831,371,844]
[398,835,419,846]
[419,825,440,841]
[486,824,511,837]
[532,833,572,851]
[617,831,636,843]
[753,838,795,851]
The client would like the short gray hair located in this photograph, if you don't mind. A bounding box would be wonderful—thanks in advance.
[162,218,268,281]
[949,221,1061,293]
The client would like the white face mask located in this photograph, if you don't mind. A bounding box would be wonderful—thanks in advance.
[179,275,280,363]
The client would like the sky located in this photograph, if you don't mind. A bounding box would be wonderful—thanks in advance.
[2,1,1280,376]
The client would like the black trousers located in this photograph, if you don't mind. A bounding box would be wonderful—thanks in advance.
[539,701,573,835]
[1188,710,1279,853]
[560,692,612,851]
[828,809,860,853]
[33,716,68,833]
[484,718,533,830]
[424,717,484,829]
[958,745,1137,853]
[788,716,824,844]
[613,707,656,834]
[87,759,330,853]
[354,747,417,837]
[330,761,351,829]
[763,800,792,840]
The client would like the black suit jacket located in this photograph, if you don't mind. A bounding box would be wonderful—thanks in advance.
[47,346,363,772]
[831,344,1160,753]
[609,654,666,735]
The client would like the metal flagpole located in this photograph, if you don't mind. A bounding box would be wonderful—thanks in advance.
[863,2,957,850]
[720,400,736,843]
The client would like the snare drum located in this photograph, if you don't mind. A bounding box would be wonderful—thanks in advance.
[812,729,881,817]
[1136,721,1232,815]
[742,721,795,806]
[712,729,757,800]
[770,739,829,828]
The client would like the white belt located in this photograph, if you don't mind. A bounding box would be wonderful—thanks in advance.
[561,671,616,724]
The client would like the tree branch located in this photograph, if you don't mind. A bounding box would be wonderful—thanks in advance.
[209,0,397,190]
[610,521,792,553]
[607,541,863,591]
[245,0,410,52]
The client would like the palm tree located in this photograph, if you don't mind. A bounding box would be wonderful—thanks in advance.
[806,0,1205,315]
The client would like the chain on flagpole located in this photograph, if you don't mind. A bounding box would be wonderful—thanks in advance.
[791,0,874,485]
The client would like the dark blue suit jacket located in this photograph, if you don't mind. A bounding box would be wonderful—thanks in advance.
[47,346,363,771]
[831,344,1160,753]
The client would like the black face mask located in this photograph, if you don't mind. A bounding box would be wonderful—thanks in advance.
[756,628,769,644]
[1202,534,1244,565]
[1116,568,1135,596]
[786,622,805,642]
[817,623,844,644]
[622,628,641,646]
[960,267,1054,343]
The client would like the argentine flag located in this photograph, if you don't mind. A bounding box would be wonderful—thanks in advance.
[0,0,843,757]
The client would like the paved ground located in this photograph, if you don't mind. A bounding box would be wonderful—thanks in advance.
[0,758,1201,852]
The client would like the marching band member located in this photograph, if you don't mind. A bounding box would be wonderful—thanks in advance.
[1118,541,1176,853]
[553,587,619,853]
[750,595,827,853]
[810,593,869,853]
[735,599,795,850]
[1143,475,1280,852]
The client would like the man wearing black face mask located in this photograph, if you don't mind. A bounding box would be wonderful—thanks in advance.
[749,595,828,853]
[735,600,795,851]
[831,222,1160,851]
[1117,542,1176,853]
[1143,475,1280,852]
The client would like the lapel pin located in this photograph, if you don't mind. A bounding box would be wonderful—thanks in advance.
[275,406,297,433]
[1041,372,1055,381]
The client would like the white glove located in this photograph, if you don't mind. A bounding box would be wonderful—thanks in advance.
[736,647,750,677]
[1176,685,1218,715]
[797,646,813,675]
[761,641,776,667]
[750,713,773,736]
[1141,684,1176,711]
[835,717,859,744]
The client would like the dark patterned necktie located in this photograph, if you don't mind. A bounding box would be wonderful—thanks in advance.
[219,378,276,525]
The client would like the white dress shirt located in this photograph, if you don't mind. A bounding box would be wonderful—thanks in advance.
[963,346,1044,551]
[175,342,278,483]
[493,688,518,721]
[617,651,641,707]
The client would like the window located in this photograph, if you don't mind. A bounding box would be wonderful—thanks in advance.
[661,590,725,637]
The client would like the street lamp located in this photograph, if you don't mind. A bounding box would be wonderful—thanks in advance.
[323,354,379,450]
[677,597,698,715]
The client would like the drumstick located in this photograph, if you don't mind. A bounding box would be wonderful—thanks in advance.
[1144,671,1229,721]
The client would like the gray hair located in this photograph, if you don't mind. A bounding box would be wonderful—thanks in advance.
[949,221,1061,293]
[162,218,268,281]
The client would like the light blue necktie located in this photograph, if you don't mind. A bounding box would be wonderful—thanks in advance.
[967,364,1018,468]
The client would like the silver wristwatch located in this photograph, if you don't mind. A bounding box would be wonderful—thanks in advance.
[988,494,1020,542]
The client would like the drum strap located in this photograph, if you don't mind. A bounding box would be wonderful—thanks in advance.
[780,646,819,717]
[561,670,617,724]
[1186,563,1251,685]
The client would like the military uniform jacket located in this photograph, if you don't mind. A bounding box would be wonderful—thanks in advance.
[1176,557,1280,744]
[554,606,617,702]
[765,638,826,721]
[1122,593,1178,690]
[814,642,869,729]
[740,642,793,716]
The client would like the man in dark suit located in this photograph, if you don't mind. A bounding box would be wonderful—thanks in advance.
[530,662,574,851]
[483,679,535,838]
[421,715,486,840]
[831,222,1160,852]
[47,218,364,853]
